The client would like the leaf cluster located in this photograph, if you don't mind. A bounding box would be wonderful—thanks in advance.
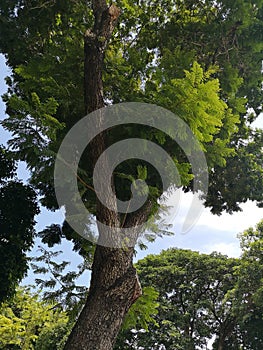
[0,287,69,350]
[0,146,39,303]
[0,0,262,253]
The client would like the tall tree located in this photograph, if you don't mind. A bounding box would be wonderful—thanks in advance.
[0,0,262,348]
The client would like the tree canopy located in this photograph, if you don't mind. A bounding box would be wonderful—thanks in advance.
[0,0,262,223]
[115,235,263,349]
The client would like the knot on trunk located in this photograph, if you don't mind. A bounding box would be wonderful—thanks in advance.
[109,4,121,22]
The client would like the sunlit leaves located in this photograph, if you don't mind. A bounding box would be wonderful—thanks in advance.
[0,287,69,350]
[0,0,262,221]
[122,286,159,331]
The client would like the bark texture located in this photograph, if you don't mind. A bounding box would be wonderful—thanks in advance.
[64,246,140,350]
[64,2,147,349]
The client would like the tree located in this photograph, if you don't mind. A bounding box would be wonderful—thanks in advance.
[115,245,263,350]
[0,0,262,348]
[226,220,263,350]
[0,287,69,350]
[208,221,263,349]
[0,146,39,303]
[115,248,239,350]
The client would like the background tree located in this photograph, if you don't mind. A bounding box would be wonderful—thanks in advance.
[225,220,263,350]
[0,0,262,348]
[115,242,263,350]
[115,248,239,350]
[0,146,39,303]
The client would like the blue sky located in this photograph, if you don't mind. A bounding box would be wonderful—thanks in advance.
[0,53,262,285]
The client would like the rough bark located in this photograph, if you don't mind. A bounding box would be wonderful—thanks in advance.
[64,246,139,350]
[64,206,152,350]
[64,2,148,349]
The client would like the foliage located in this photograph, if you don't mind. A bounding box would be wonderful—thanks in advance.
[115,244,263,349]
[121,286,159,331]
[2,234,263,350]
[31,225,263,350]
[0,287,70,350]
[30,246,160,329]
[113,0,263,213]
[31,246,89,320]
[0,1,261,253]
[114,286,159,350]
[0,146,39,303]
[0,283,159,350]
[115,248,239,349]
[229,220,263,350]
[205,123,263,214]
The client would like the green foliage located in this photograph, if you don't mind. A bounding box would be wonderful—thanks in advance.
[144,60,239,165]
[0,0,262,343]
[0,0,262,247]
[133,249,239,350]
[115,231,263,349]
[2,92,63,168]
[27,223,263,350]
[30,247,159,329]
[0,287,69,350]
[231,220,263,349]
[1,229,261,350]
[114,286,160,349]
[0,3,262,346]
[116,0,263,213]
[31,246,89,320]
[122,286,159,332]
[205,127,263,214]
[0,146,39,303]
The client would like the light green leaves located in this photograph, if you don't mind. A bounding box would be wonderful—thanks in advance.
[121,286,159,331]
[0,287,69,350]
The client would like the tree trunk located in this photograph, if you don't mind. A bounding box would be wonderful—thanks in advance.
[64,246,140,350]
[64,2,146,349]
[217,337,224,350]
[215,318,236,350]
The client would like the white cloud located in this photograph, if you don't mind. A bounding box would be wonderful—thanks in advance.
[252,113,263,129]
[163,190,263,235]
[203,242,241,258]
[136,191,262,261]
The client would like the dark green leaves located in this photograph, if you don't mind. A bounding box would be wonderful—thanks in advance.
[0,146,39,303]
